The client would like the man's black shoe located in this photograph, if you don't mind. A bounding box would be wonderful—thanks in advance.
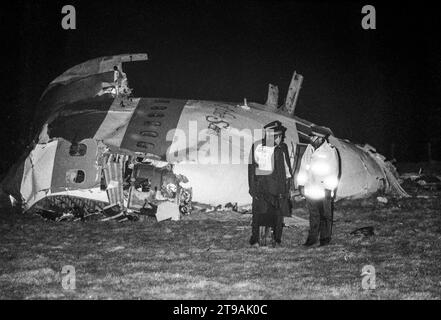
[319,239,331,246]
[249,237,258,246]
[272,240,282,248]
[303,239,316,247]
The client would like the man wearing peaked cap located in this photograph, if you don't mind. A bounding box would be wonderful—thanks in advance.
[297,130,341,247]
[263,120,286,135]
[248,120,293,247]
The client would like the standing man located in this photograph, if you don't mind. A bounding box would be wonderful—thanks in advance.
[248,121,293,247]
[297,131,340,247]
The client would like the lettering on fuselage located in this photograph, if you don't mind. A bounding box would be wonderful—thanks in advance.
[205,103,237,135]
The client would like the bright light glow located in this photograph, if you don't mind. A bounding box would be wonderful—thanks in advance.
[324,176,339,190]
[311,161,330,175]
[296,171,307,185]
[9,195,17,206]
[304,185,325,200]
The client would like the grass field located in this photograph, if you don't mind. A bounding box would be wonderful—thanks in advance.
[1,187,440,300]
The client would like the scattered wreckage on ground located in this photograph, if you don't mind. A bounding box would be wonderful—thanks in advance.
[0,54,410,222]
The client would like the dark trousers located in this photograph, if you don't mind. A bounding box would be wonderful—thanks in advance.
[250,196,284,244]
[306,195,334,243]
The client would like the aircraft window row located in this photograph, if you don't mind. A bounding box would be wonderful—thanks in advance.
[151,106,167,110]
[144,121,161,127]
[137,141,155,149]
[148,112,164,118]
[140,131,158,137]
[137,104,168,150]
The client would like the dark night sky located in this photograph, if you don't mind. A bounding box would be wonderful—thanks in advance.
[2,0,441,174]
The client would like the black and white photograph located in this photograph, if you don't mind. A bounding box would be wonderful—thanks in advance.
[1,0,440,304]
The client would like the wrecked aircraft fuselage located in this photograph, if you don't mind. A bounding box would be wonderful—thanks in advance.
[1,54,408,216]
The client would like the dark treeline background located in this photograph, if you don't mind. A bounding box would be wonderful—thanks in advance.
[2,0,441,175]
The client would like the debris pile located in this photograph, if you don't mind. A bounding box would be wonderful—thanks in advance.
[400,170,441,193]
[35,206,101,222]
[121,157,193,222]
[30,152,194,224]
[350,226,375,237]
[190,202,251,215]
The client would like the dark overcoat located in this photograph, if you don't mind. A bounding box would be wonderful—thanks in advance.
[248,140,292,226]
